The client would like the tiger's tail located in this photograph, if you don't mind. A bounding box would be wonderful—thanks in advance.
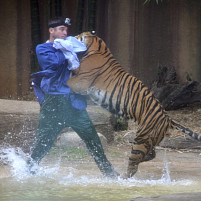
[171,120,201,140]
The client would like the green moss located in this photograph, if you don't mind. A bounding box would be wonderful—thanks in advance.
[111,118,128,131]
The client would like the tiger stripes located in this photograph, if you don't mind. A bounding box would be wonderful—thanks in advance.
[67,32,201,178]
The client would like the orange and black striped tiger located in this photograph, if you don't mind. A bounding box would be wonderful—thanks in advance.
[67,32,201,178]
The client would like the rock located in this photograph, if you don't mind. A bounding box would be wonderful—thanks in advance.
[160,135,201,149]
[86,105,115,142]
[0,99,115,153]
[56,131,108,151]
[130,192,201,201]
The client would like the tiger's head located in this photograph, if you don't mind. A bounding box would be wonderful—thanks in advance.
[75,31,95,46]
[67,32,112,95]
[75,31,108,54]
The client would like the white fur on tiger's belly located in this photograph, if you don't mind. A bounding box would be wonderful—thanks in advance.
[87,87,124,117]
[87,87,110,106]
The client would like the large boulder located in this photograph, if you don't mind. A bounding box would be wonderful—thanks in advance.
[56,131,108,151]
[0,99,114,153]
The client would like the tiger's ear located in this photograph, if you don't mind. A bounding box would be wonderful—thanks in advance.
[91,30,96,35]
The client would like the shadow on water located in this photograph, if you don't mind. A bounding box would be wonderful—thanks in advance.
[1,147,201,201]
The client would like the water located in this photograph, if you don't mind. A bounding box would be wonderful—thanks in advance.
[0,147,201,201]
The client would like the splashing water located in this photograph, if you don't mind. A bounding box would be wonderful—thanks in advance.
[0,146,200,201]
[1,147,171,181]
[0,147,32,179]
[0,147,63,180]
[161,149,171,183]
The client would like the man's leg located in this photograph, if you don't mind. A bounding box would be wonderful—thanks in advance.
[28,95,65,168]
[66,104,118,178]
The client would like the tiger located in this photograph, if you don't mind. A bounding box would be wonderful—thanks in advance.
[67,32,201,178]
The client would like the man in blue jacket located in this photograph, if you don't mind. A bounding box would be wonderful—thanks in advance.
[29,17,118,178]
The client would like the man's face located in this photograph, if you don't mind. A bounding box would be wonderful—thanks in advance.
[49,25,68,40]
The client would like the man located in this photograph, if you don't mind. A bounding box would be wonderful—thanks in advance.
[28,17,118,178]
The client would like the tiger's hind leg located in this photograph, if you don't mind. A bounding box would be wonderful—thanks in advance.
[142,148,156,162]
[125,138,154,178]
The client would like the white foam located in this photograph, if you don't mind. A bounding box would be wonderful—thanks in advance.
[0,147,38,180]
[57,172,194,188]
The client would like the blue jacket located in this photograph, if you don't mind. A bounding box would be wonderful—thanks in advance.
[31,40,87,110]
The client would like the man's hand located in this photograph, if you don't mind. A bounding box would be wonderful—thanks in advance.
[72,68,79,75]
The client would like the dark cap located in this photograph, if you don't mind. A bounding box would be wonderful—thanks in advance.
[48,17,71,28]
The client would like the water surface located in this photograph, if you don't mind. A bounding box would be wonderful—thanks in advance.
[1,147,201,201]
